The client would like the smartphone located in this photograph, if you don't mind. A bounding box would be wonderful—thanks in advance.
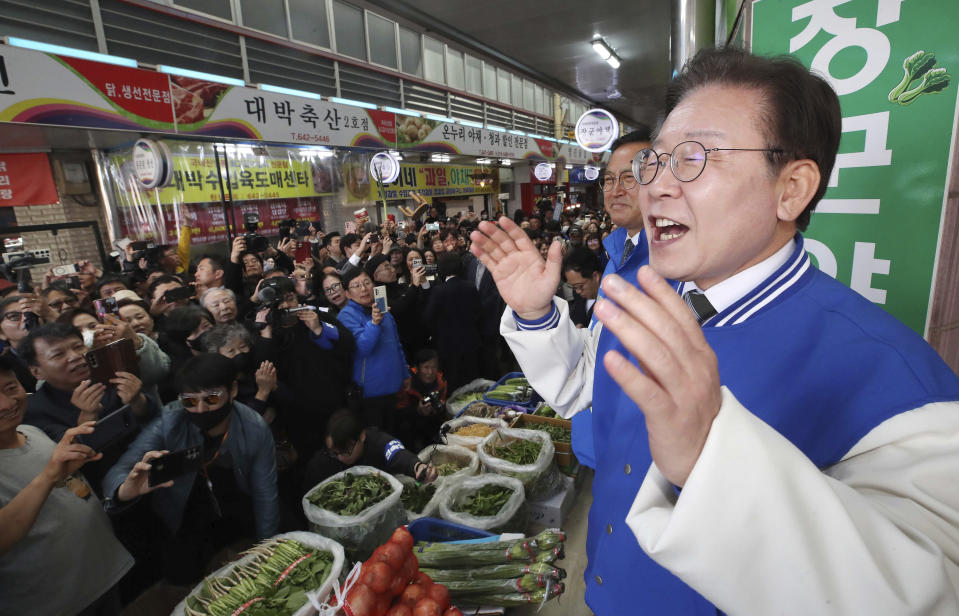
[294,240,311,262]
[77,404,136,452]
[130,241,152,251]
[425,222,440,232]
[373,285,389,313]
[424,264,437,276]
[93,297,118,323]
[85,337,139,385]
[411,258,422,269]
[163,286,194,303]
[52,263,79,277]
[148,445,204,487]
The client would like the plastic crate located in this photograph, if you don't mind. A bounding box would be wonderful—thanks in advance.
[482,372,541,409]
[408,517,495,544]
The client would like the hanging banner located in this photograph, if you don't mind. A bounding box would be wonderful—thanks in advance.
[378,163,496,199]
[0,45,175,131]
[398,116,559,160]
[0,153,59,206]
[174,77,397,148]
[752,0,959,335]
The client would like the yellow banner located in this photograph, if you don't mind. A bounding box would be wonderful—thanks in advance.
[378,164,495,200]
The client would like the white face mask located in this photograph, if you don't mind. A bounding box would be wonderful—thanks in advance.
[82,328,96,348]
[262,258,275,273]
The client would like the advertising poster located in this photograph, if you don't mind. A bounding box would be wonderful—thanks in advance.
[752,0,959,334]
[378,163,496,200]
[0,45,175,131]
[0,153,58,206]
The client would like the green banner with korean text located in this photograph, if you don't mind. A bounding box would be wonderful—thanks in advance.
[752,0,959,336]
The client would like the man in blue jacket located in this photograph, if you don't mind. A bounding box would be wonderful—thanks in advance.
[104,353,279,585]
[472,47,959,615]
[337,268,410,432]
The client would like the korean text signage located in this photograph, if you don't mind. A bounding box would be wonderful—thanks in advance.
[0,153,58,206]
[752,0,959,335]
[377,164,495,200]
[575,109,619,153]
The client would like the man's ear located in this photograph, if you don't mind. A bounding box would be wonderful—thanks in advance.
[324,435,334,450]
[28,364,42,381]
[230,380,239,399]
[359,429,367,444]
[776,159,820,223]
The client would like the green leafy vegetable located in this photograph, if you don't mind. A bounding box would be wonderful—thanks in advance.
[523,422,570,443]
[435,462,462,476]
[451,484,514,517]
[306,473,392,516]
[889,50,937,103]
[485,438,542,465]
[897,67,951,105]
[401,482,437,513]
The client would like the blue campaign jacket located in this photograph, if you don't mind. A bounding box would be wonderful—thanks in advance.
[337,300,410,398]
[582,236,959,615]
[570,227,650,468]
[103,400,280,540]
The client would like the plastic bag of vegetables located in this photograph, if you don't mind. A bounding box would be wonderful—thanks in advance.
[302,466,405,561]
[417,444,479,480]
[445,378,496,417]
[172,531,345,616]
[397,474,447,521]
[439,473,527,534]
[441,416,507,451]
[478,427,563,500]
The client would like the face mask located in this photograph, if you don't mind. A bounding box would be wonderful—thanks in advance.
[231,351,254,374]
[82,328,96,349]
[187,330,210,352]
[184,401,233,432]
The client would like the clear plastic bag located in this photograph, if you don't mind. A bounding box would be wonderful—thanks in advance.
[173,531,345,616]
[446,378,497,418]
[418,443,479,480]
[301,466,405,561]
[478,427,563,500]
[439,473,528,534]
[441,416,508,451]
[397,474,447,521]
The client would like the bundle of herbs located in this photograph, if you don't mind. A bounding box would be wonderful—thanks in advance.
[401,481,438,514]
[450,484,514,517]
[306,472,392,516]
[485,437,542,465]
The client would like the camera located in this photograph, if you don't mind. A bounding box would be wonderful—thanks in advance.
[1,251,50,331]
[422,391,444,411]
[162,285,195,303]
[243,212,269,253]
[257,276,295,305]
[277,218,297,241]
[52,263,80,277]
[131,241,155,262]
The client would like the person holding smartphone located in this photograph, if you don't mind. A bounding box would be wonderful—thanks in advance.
[103,353,279,584]
[0,355,134,616]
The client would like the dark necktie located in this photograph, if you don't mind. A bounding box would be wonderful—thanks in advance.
[684,289,717,324]
[620,238,635,266]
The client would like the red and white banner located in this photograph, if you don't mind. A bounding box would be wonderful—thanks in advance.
[0,153,58,206]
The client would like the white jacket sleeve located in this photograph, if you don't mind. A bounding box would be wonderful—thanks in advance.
[499,299,599,418]
[625,387,959,616]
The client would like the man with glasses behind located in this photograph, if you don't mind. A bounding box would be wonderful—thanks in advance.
[474,47,959,615]
[104,353,279,585]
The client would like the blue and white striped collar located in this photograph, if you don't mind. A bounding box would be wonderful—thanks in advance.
[678,234,812,327]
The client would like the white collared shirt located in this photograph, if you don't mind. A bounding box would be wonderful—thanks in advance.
[681,238,795,315]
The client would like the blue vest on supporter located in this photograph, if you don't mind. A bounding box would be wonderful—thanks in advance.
[570,227,650,468]
[583,235,959,615]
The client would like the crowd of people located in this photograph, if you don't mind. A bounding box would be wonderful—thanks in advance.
[0,203,613,613]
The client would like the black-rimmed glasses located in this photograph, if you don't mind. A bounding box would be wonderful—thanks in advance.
[633,140,783,185]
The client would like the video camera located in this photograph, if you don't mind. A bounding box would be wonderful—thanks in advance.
[422,391,444,412]
[130,240,155,262]
[1,250,52,331]
[243,212,270,253]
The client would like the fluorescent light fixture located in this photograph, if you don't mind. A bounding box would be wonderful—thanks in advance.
[500,159,512,166]
[548,163,556,169]
[591,39,612,60]
[476,158,492,164]
[304,146,334,157]
[158,64,245,86]
[330,96,377,110]
[565,164,573,170]
[7,36,138,68]
[606,56,621,69]
[425,113,455,123]
[543,136,557,142]
[486,125,506,132]
[383,106,421,117]
[260,83,321,99]
[389,150,402,159]
[559,139,571,144]
[458,120,484,128]
[508,129,526,136]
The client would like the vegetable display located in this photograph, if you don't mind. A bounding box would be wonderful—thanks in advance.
[484,437,542,464]
[485,378,534,403]
[417,444,479,482]
[182,537,337,616]
[435,463,461,476]
[334,526,463,616]
[401,483,438,514]
[449,484,514,517]
[450,424,495,438]
[441,417,508,452]
[522,422,571,443]
[460,402,517,420]
[307,473,392,516]
[533,404,557,417]
[412,529,567,607]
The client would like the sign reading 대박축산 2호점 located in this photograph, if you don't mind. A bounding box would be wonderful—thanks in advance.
[752,0,959,335]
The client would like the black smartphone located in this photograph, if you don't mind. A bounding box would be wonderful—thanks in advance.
[163,286,194,303]
[77,405,136,452]
[148,445,203,487]
[93,297,118,323]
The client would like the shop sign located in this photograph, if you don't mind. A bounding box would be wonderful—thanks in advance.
[377,163,496,200]
[584,165,601,181]
[753,0,959,335]
[132,139,171,189]
[575,108,619,152]
[0,45,175,130]
[398,116,559,160]
[533,162,554,181]
[175,77,397,148]
[370,151,401,184]
[0,153,58,207]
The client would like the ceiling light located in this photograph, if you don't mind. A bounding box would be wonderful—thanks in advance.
[329,96,377,110]
[383,106,421,117]
[606,56,621,69]
[565,164,573,170]
[591,37,621,70]
[260,83,321,99]
[158,64,245,86]
[458,120,484,128]
[476,158,492,164]
[500,159,512,166]
[425,113,455,123]
[7,36,138,68]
